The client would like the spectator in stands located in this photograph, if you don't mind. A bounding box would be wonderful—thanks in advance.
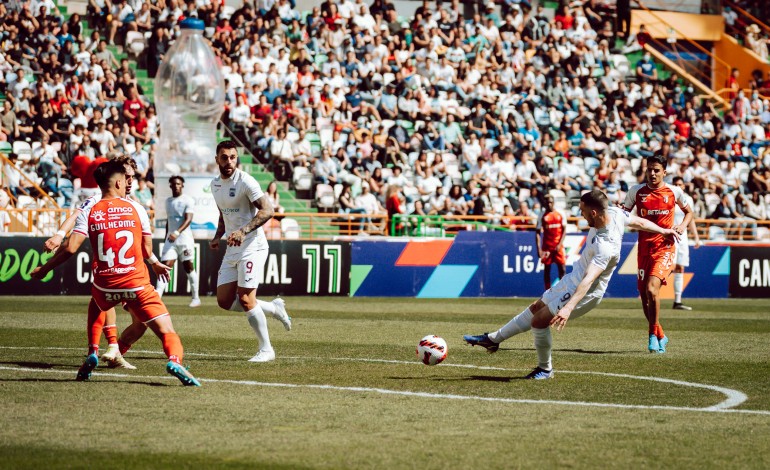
[130,175,154,211]
[266,181,284,214]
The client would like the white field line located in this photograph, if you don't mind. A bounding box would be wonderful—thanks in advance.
[0,364,767,416]
[0,346,760,415]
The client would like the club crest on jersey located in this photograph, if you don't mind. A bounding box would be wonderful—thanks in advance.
[92,210,106,222]
[229,187,236,197]
[664,196,669,203]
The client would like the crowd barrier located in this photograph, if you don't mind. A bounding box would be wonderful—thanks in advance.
[1,234,767,298]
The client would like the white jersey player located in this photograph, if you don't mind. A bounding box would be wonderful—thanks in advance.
[671,176,701,310]
[209,140,292,363]
[156,176,201,307]
[464,190,680,379]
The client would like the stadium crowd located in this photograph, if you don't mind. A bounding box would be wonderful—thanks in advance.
[2,0,770,239]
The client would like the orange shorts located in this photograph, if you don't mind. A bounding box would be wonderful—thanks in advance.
[91,285,168,323]
[541,248,566,266]
[637,248,676,286]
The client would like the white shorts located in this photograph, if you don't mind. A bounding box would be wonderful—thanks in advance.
[675,241,689,267]
[217,247,268,289]
[541,275,603,320]
[161,241,195,262]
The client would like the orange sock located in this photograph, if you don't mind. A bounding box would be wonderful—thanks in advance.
[656,324,666,340]
[87,300,106,355]
[103,325,118,345]
[161,333,184,364]
[648,323,657,335]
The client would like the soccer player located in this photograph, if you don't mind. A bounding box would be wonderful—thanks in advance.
[210,140,292,363]
[32,160,200,386]
[155,175,201,307]
[623,154,692,353]
[464,190,680,379]
[43,156,140,369]
[536,194,567,289]
[671,176,702,310]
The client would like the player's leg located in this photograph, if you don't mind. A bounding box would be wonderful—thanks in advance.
[644,275,667,351]
[673,244,692,310]
[554,249,567,284]
[129,289,200,386]
[464,297,550,352]
[528,307,556,379]
[638,262,658,352]
[543,263,552,289]
[101,307,137,369]
[556,262,566,281]
[156,242,178,298]
[181,258,201,307]
[237,286,276,362]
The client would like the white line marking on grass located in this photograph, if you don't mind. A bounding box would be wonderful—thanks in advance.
[0,346,756,413]
[0,364,767,416]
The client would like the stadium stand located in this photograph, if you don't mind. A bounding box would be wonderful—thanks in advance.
[1,0,770,239]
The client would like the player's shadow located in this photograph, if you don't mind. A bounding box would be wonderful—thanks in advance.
[388,375,527,382]
[493,347,631,355]
[0,360,61,369]
[0,377,169,387]
[436,375,529,382]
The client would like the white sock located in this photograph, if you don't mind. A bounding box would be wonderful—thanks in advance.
[488,308,533,343]
[245,306,272,352]
[673,272,683,303]
[230,298,243,312]
[156,277,168,298]
[187,271,199,300]
[532,327,553,371]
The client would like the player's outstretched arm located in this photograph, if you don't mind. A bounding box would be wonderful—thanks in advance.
[44,211,80,253]
[628,214,681,243]
[227,195,274,247]
[550,262,603,331]
[32,232,87,280]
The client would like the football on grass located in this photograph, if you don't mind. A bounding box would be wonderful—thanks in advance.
[416,335,448,366]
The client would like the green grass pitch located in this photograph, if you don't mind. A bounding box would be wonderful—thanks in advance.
[1,296,769,469]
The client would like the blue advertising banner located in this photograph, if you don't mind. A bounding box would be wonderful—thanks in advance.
[351,231,731,298]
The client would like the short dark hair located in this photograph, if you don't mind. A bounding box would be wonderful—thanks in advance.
[94,159,127,191]
[672,176,684,184]
[580,189,609,212]
[216,140,238,155]
[646,154,667,168]
[169,175,185,184]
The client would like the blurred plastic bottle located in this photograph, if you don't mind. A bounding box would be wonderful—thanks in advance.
[154,17,225,175]
[154,18,225,233]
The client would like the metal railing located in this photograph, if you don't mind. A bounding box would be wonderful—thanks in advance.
[3,209,770,242]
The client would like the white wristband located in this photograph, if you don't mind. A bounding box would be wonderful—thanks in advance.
[147,254,159,265]
[56,230,66,238]
[172,230,180,237]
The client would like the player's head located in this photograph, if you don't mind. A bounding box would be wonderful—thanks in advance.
[544,194,555,212]
[645,154,667,187]
[215,140,239,179]
[112,155,137,193]
[94,159,128,196]
[672,175,684,189]
[169,175,185,197]
[579,189,608,227]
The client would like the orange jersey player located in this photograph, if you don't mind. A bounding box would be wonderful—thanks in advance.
[536,194,567,289]
[623,154,691,354]
[32,159,200,386]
